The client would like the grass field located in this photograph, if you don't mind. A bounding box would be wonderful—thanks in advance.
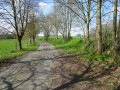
[0,39,39,61]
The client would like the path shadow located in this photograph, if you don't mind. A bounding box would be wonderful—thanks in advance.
[0,53,83,65]
[0,59,52,90]
[1,77,13,90]
[51,56,118,90]
[35,48,54,52]
[0,53,82,90]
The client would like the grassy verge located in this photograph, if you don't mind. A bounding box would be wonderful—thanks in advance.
[0,39,39,64]
[38,36,119,66]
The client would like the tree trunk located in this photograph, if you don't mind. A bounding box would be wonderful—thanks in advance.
[117,0,120,41]
[117,1,120,50]
[33,35,35,44]
[86,23,90,47]
[65,5,68,42]
[67,3,71,40]
[113,0,118,56]
[62,34,65,43]
[55,29,58,41]
[83,29,86,49]
[86,0,91,47]
[44,32,49,41]
[68,11,72,39]
[18,36,22,50]
[30,38,32,44]
[68,30,71,39]
[96,0,102,55]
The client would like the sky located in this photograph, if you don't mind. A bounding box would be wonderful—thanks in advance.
[38,0,84,36]
[38,0,54,15]
[0,0,116,36]
[38,0,115,36]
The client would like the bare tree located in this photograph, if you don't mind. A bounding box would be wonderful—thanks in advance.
[50,4,61,41]
[113,0,118,56]
[40,15,52,41]
[24,14,40,44]
[96,0,102,55]
[0,0,36,49]
[12,0,31,49]
[55,0,97,47]
[67,0,72,40]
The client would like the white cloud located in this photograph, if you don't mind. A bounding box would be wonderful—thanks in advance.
[38,2,50,8]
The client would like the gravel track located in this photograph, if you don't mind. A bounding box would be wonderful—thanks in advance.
[0,41,58,90]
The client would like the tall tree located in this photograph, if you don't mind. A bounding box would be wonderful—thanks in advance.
[12,0,30,49]
[24,15,40,44]
[113,0,118,56]
[96,0,102,54]
[40,15,52,41]
[50,4,61,41]
[67,0,72,39]
[86,0,91,47]
[67,0,95,47]
[0,0,38,49]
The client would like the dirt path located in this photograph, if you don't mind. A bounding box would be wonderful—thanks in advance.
[0,41,58,90]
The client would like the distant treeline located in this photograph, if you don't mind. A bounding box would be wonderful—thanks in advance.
[0,34,16,39]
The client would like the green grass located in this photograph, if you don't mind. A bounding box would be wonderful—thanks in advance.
[50,38,85,53]
[38,36,117,65]
[38,36,85,53]
[0,39,39,61]
[38,36,92,54]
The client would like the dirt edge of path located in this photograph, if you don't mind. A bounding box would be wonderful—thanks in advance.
[50,50,120,90]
